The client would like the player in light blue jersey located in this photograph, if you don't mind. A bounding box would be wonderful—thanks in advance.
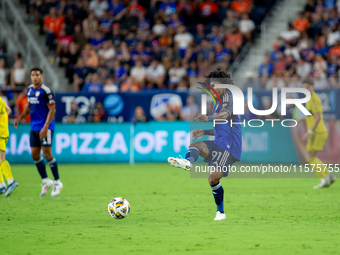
[14,68,63,197]
[168,70,242,220]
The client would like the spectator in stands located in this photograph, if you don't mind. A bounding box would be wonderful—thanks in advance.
[73,24,87,51]
[279,23,300,43]
[155,102,181,121]
[82,73,103,93]
[120,77,140,92]
[98,40,116,64]
[180,96,199,121]
[258,55,273,78]
[112,60,127,84]
[198,39,214,64]
[327,24,340,46]
[130,59,146,87]
[146,59,166,89]
[223,10,238,34]
[243,71,261,90]
[73,58,93,91]
[225,26,243,56]
[239,13,255,41]
[83,11,99,39]
[296,57,312,77]
[168,60,187,89]
[89,0,109,18]
[56,28,74,61]
[265,74,285,90]
[152,17,167,36]
[65,101,79,123]
[82,44,99,69]
[174,25,193,58]
[103,75,119,93]
[11,61,28,90]
[176,78,189,91]
[61,42,80,82]
[207,26,224,46]
[313,54,327,77]
[15,87,30,123]
[93,102,106,122]
[43,7,65,51]
[0,58,8,88]
[231,0,251,14]
[293,11,310,33]
[187,61,198,78]
[132,106,148,123]
[273,52,287,75]
[199,0,218,24]
[128,0,146,17]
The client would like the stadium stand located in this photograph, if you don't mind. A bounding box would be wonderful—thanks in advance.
[23,0,276,92]
[256,0,340,90]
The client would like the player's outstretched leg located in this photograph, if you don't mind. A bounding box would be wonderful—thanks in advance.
[0,168,6,195]
[307,156,336,189]
[168,142,209,170]
[1,160,19,197]
[209,169,226,221]
[43,147,63,197]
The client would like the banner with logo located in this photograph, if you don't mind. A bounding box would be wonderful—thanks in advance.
[54,92,188,123]
[7,122,190,164]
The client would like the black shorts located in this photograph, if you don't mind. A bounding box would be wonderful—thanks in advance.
[203,141,237,176]
[30,129,54,147]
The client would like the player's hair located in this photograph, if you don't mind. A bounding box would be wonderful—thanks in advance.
[204,69,233,85]
[30,67,43,74]
[302,78,314,86]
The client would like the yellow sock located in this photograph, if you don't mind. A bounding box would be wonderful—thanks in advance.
[1,160,13,181]
[307,157,329,179]
[0,167,4,183]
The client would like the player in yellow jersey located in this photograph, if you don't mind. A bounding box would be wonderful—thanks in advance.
[300,78,336,188]
[0,97,19,196]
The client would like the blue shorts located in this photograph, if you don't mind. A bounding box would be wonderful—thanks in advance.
[203,141,237,176]
[30,129,54,147]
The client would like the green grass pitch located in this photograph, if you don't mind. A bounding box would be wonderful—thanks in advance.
[1,163,339,255]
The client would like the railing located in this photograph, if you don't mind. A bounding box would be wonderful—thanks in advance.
[0,0,59,89]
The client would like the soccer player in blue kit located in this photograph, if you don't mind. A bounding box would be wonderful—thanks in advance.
[168,70,242,220]
[14,68,63,197]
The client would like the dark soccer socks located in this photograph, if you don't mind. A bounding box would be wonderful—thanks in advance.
[185,146,200,164]
[34,157,48,179]
[47,157,59,180]
[211,182,224,213]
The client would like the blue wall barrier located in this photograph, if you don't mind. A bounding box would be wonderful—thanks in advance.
[54,89,340,123]
[8,122,300,164]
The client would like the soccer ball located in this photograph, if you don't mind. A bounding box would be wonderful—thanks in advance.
[108,197,130,219]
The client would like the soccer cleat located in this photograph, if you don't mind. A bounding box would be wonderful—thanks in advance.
[214,211,226,221]
[5,181,18,197]
[313,176,331,189]
[50,181,63,197]
[40,179,54,197]
[168,157,191,171]
[329,174,336,185]
[0,186,7,195]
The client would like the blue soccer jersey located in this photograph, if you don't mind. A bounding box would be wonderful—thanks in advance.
[27,84,55,131]
[212,90,242,160]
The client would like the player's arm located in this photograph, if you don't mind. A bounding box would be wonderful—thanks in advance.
[39,103,56,140]
[5,104,11,115]
[14,105,30,128]
[308,112,321,133]
[192,129,214,139]
[195,109,230,122]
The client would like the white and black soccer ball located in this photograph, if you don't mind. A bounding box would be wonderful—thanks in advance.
[108,197,130,219]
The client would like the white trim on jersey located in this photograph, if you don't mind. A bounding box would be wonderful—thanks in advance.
[41,84,51,94]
